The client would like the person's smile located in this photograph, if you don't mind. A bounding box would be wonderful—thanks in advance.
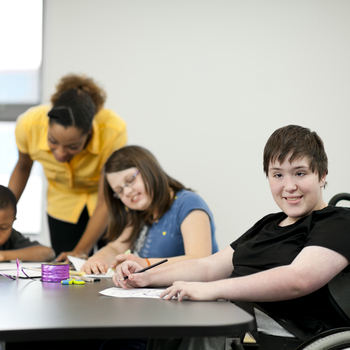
[268,155,327,226]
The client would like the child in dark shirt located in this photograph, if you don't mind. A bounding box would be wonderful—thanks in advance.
[0,185,55,262]
[114,125,350,350]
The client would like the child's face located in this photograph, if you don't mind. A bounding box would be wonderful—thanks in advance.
[0,207,15,246]
[106,167,153,211]
[268,156,327,226]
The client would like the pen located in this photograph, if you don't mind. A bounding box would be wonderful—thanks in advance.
[120,258,168,281]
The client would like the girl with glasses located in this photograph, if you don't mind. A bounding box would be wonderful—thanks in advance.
[81,145,218,274]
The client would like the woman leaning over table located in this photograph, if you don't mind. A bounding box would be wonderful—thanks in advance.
[81,145,219,274]
[8,74,127,260]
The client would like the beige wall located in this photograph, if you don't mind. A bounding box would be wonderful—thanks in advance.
[41,0,350,249]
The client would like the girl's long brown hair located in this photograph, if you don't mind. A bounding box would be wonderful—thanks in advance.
[104,146,190,246]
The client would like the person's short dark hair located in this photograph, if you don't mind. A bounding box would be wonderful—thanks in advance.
[263,125,328,180]
[104,145,188,244]
[48,74,107,135]
[0,185,17,217]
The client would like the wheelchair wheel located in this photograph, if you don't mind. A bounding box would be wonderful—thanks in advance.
[300,330,350,350]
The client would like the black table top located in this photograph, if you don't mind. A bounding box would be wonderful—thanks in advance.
[0,276,255,343]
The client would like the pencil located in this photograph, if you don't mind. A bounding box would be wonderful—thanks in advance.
[120,258,168,281]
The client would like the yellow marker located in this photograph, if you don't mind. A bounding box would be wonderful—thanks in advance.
[162,231,166,236]
[69,270,86,276]
[106,249,131,274]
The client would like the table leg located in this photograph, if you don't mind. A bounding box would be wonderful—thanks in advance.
[225,337,244,350]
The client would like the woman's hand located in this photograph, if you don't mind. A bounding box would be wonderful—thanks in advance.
[55,250,88,263]
[110,253,149,269]
[113,260,151,289]
[160,281,221,302]
[81,257,109,275]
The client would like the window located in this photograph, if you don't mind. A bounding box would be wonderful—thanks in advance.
[0,122,43,234]
[0,0,44,235]
[0,0,43,119]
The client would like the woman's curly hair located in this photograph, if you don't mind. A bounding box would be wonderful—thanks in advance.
[50,74,106,113]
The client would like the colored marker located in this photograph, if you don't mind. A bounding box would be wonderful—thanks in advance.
[106,249,131,275]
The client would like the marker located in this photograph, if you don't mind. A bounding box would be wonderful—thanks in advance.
[120,259,168,281]
[106,249,131,275]
[69,270,86,276]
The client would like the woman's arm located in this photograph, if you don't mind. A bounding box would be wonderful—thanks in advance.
[56,173,109,261]
[80,226,133,274]
[112,209,213,269]
[0,245,55,262]
[160,245,350,301]
[8,151,33,201]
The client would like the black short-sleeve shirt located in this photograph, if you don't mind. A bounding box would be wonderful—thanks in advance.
[230,206,350,335]
[0,228,40,251]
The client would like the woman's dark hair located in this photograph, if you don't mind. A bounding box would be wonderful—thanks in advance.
[0,185,17,217]
[263,125,328,180]
[104,146,190,245]
[48,74,107,135]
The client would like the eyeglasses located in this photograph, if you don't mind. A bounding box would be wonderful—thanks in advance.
[113,170,140,199]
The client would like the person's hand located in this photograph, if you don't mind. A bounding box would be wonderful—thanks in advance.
[0,251,4,262]
[55,251,88,263]
[81,257,109,274]
[110,253,149,270]
[159,281,220,302]
[113,260,150,289]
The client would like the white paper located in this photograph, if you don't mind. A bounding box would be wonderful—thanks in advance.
[0,262,42,278]
[67,256,85,271]
[99,287,175,299]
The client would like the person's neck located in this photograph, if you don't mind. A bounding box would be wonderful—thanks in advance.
[152,188,175,223]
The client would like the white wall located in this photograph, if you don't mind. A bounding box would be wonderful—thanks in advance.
[41,0,350,250]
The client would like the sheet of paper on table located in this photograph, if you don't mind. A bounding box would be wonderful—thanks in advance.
[99,287,175,299]
[0,262,42,278]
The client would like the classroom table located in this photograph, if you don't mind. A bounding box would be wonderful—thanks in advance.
[0,275,255,347]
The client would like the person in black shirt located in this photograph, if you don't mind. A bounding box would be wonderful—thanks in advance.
[114,125,350,350]
[0,185,54,262]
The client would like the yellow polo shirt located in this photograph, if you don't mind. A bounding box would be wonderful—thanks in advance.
[15,105,127,223]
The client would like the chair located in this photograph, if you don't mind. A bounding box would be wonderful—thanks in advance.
[328,193,350,206]
[295,328,350,350]
[294,193,350,349]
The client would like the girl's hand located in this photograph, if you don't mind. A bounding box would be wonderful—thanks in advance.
[81,257,109,275]
[110,253,149,269]
[113,260,150,289]
[159,281,221,302]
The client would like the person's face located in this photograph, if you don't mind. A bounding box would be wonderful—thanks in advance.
[106,167,153,211]
[0,207,15,246]
[268,156,327,226]
[47,123,90,163]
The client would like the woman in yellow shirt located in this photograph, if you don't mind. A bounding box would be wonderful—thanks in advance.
[8,74,127,260]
